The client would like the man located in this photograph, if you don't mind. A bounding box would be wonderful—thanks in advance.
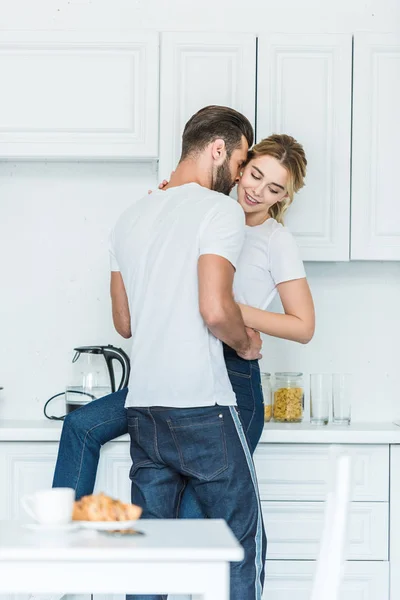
[109,105,266,600]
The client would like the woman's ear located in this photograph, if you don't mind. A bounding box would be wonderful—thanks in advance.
[277,192,289,204]
[211,138,227,166]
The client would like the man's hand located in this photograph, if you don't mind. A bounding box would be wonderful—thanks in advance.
[237,327,263,360]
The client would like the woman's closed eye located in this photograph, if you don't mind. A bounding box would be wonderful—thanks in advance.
[268,187,279,194]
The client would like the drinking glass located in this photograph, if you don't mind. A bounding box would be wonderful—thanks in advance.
[332,373,352,425]
[310,373,331,425]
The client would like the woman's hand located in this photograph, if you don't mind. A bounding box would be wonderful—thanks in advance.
[148,174,172,195]
[158,178,169,190]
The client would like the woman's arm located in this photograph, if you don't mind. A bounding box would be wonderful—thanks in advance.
[238,278,315,344]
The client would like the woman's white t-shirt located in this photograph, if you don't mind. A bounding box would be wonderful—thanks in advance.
[233,218,306,310]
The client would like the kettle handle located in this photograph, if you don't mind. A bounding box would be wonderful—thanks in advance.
[102,345,131,393]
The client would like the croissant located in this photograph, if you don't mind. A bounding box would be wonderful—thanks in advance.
[72,493,142,522]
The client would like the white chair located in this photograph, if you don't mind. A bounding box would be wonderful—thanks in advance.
[171,449,353,600]
[310,449,353,600]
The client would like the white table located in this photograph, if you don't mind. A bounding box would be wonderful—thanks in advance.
[0,519,243,600]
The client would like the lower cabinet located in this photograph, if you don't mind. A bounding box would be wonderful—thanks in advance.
[0,440,393,600]
[0,442,57,521]
[262,501,388,560]
[264,561,389,600]
[92,561,389,600]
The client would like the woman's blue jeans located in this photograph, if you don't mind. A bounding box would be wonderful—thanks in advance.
[53,344,265,515]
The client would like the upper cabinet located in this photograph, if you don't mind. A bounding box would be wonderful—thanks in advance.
[351,34,400,260]
[2,29,398,262]
[257,34,352,261]
[158,32,256,180]
[0,31,159,159]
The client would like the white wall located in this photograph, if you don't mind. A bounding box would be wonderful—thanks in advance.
[0,161,157,419]
[0,0,399,422]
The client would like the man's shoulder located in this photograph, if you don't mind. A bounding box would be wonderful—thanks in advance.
[202,191,244,218]
[112,193,149,226]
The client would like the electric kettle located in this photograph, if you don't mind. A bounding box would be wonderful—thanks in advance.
[44,344,130,420]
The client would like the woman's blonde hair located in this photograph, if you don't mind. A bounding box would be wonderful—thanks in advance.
[246,134,307,224]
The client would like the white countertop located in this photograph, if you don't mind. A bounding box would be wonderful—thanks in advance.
[1,419,400,444]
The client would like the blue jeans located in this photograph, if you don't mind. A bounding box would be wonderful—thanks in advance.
[127,405,266,600]
[53,348,265,599]
[53,347,264,501]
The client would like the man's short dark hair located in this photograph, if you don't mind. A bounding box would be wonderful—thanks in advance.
[180,105,254,161]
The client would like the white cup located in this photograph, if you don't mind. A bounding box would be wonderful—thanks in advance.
[21,488,75,525]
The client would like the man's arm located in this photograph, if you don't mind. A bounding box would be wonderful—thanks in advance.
[110,271,132,339]
[198,255,261,360]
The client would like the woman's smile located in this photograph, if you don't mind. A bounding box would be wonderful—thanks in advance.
[244,191,261,206]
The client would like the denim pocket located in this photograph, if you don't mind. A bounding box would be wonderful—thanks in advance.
[227,369,251,379]
[225,354,251,379]
[167,413,228,480]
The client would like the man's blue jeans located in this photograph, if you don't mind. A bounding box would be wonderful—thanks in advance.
[53,347,266,598]
[53,347,264,503]
[126,404,266,600]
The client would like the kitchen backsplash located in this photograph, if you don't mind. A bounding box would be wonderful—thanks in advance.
[0,161,399,422]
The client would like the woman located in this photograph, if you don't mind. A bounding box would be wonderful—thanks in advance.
[53,133,315,508]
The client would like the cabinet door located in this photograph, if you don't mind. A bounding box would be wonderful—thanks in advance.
[95,441,131,502]
[159,32,256,180]
[95,562,389,600]
[254,444,389,502]
[0,443,89,600]
[264,561,389,600]
[257,34,352,261]
[351,34,400,259]
[262,501,388,560]
[0,31,159,159]
[0,441,57,521]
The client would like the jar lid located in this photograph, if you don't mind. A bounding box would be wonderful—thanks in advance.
[275,371,303,377]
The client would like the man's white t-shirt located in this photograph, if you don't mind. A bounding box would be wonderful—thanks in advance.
[109,183,245,409]
[233,218,306,310]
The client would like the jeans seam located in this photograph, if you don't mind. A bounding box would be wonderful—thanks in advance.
[169,421,223,430]
[229,406,264,600]
[75,415,128,494]
[129,459,155,478]
[175,479,187,519]
[246,370,258,438]
[148,408,165,464]
[127,416,140,445]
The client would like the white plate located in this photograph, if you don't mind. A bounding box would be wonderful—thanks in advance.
[76,520,138,531]
[25,522,80,532]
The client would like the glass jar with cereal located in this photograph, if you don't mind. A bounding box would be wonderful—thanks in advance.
[273,372,304,422]
[261,372,272,422]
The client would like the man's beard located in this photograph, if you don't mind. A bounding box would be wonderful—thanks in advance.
[212,159,235,196]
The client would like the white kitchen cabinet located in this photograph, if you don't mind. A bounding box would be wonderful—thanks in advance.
[254,444,389,501]
[93,441,131,502]
[0,443,88,600]
[262,500,388,560]
[158,32,256,180]
[351,34,400,260]
[0,31,159,159]
[0,442,56,521]
[264,561,389,600]
[0,429,395,600]
[257,34,352,261]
